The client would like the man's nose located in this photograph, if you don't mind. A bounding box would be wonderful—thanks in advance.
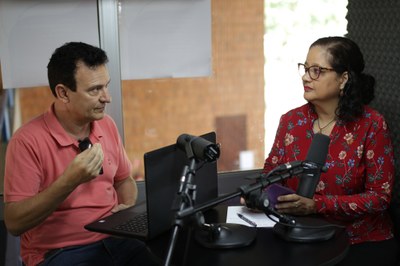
[100,88,111,103]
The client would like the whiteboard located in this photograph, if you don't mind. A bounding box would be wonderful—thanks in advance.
[0,0,211,88]
[119,0,212,79]
[0,0,100,89]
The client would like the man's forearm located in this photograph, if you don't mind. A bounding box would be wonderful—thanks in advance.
[4,174,76,236]
[114,176,138,206]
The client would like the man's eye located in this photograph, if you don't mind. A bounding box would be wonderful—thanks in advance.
[88,88,100,95]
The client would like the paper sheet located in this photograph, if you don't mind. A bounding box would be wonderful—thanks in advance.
[226,206,276,228]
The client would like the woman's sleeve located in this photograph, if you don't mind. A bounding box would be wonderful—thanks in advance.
[314,116,394,219]
[263,115,287,174]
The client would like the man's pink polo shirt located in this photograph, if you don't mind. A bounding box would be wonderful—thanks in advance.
[4,104,132,266]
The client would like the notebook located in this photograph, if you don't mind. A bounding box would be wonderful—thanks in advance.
[84,132,218,240]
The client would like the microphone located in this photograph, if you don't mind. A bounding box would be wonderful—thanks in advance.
[296,133,330,198]
[78,137,103,175]
[177,134,220,162]
[242,134,329,208]
[271,133,334,243]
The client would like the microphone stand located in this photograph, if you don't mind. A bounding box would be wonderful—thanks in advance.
[165,159,334,264]
[176,166,305,219]
[164,164,275,263]
[254,192,336,242]
[252,168,336,243]
[176,164,336,246]
[164,158,198,266]
[174,168,303,249]
[164,135,219,266]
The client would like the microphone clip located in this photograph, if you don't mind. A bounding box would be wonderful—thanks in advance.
[258,191,296,226]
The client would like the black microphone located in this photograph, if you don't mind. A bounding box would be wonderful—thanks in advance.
[177,134,220,162]
[270,134,335,243]
[78,137,103,175]
[296,133,330,198]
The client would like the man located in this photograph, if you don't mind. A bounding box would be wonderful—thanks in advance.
[4,42,159,265]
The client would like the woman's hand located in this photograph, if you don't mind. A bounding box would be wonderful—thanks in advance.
[274,194,317,216]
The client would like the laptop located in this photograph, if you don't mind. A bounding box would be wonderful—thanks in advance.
[84,132,218,240]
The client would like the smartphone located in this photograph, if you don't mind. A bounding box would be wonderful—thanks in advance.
[265,184,295,208]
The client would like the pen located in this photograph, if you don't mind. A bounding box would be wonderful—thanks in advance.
[237,213,257,227]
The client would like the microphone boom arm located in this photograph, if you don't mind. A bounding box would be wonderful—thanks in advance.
[176,166,306,219]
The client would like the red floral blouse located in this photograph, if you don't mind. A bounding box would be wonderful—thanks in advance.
[263,103,395,244]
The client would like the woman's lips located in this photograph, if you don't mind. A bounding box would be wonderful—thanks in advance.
[304,86,312,92]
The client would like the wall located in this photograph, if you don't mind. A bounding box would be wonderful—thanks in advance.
[347,0,400,199]
[15,0,265,174]
[346,0,400,239]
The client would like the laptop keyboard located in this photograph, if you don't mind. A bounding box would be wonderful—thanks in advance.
[113,212,148,233]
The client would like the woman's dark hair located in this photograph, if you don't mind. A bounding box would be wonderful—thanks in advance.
[47,42,108,97]
[310,36,375,122]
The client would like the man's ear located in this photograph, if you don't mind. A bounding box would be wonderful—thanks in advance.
[55,84,70,103]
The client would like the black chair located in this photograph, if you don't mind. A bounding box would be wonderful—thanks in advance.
[390,180,400,242]
[0,195,22,266]
[389,172,400,265]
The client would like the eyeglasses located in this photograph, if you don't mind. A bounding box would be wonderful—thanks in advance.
[298,63,335,80]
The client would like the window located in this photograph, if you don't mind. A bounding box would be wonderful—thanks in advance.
[0,0,348,183]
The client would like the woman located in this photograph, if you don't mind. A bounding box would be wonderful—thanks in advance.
[264,36,398,265]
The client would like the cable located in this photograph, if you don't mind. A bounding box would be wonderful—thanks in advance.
[265,212,346,230]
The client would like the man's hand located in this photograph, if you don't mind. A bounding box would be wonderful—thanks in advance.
[62,143,104,188]
[111,203,134,213]
[113,176,138,213]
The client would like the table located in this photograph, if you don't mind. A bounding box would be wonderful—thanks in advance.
[147,206,349,266]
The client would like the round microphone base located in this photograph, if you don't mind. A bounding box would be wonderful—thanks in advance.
[273,217,336,243]
[194,223,257,249]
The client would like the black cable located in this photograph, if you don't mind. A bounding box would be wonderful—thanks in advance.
[265,212,346,230]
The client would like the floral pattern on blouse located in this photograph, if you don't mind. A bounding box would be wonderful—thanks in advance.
[263,103,395,244]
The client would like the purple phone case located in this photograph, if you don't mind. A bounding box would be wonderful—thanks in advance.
[265,184,295,208]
